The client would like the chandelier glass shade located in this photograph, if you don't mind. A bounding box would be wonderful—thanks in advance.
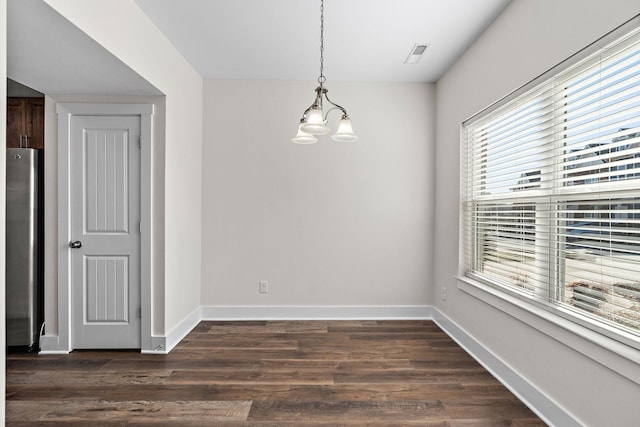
[292,0,357,144]
[301,106,330,135]
[292,123,318,144]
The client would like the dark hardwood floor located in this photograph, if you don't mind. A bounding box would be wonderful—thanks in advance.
[6,320,546,426]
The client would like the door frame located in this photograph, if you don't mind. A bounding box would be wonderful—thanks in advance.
[57,103,153,352]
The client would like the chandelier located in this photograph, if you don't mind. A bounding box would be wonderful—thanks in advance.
[292,0,358,144]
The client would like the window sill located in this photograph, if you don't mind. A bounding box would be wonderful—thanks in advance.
[456,275,640,386]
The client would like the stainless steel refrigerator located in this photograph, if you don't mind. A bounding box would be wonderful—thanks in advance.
[6,147,43,350]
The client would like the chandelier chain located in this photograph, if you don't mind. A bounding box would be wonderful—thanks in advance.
[292,0,357,143]
[318,0,326,84]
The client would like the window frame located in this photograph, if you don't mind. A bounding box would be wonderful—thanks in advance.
[461,14,640,353]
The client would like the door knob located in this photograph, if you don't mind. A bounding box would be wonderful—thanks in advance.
[69,240,82,249]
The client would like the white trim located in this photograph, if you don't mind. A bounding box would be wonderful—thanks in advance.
[200,305,433,320]
[140,336,168,355]
[457,275,640,385]
[55,107,71,352]
[432,308,582,427]
[38,335,68,355]
[138,109,154,352]
[56,103,153,116]
[52,103,154,353]
[164,307,202,354]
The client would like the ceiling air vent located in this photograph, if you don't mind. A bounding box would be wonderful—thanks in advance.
[404,44,429,64]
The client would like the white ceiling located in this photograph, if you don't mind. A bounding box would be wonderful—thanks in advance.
[7,0,510,96]
[135,0,511,83]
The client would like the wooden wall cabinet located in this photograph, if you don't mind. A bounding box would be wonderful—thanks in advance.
[7,97,45,149]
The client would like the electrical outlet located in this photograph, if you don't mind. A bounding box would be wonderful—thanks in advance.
[259,280,269,293]
[441,285,447,301]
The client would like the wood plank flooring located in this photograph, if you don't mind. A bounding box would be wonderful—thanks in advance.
[6,320,546,426]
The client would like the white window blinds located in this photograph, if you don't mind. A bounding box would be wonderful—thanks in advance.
[463,17,640,344]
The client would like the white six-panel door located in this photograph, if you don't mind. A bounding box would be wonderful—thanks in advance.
[69,115,141,349]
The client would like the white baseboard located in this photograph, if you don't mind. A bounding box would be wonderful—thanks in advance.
[432,308,580,427]
[161,307,202,354]
[38,335,69,354]
[141,336,169,355]
[200,305,433,320]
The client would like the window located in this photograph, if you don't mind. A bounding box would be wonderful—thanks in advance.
[463,17,640,347]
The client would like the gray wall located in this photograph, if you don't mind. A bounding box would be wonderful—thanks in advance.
[435,0,640,425]
[202,80,435,308]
